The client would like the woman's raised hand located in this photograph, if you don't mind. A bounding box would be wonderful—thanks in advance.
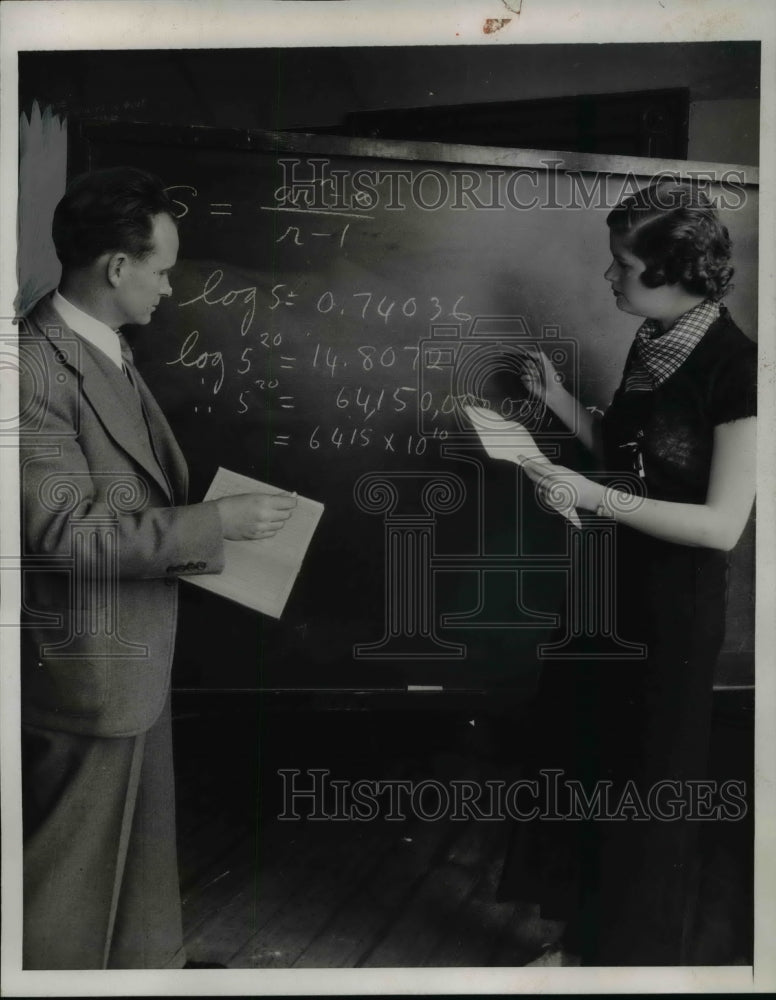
[518,348,561,404]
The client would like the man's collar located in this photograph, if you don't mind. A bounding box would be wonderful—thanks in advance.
[52,289,123,370]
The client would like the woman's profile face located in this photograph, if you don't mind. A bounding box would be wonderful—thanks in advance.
[604,230,686,323]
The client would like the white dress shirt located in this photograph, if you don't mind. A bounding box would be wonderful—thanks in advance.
[52,289,123,370]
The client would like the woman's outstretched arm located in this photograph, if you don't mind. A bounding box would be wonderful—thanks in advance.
[521,416,756,552]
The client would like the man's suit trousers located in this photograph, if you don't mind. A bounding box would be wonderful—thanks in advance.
[22,698,186,969]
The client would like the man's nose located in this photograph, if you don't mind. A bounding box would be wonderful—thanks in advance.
[160,275,173,297]
[603,261,615,281]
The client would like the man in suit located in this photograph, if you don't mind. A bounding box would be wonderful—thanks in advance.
[18,166,296,969]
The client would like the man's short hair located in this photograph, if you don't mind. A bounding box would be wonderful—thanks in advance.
[606,180,733,301]
[52,166,176,270]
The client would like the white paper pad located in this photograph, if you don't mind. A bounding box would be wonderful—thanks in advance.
[464,406,582,528]
[464,405,549,466]
[185,467,324,618]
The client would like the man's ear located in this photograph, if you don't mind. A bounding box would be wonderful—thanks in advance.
[106,251,129,288]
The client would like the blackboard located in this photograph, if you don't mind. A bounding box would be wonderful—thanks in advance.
[73,122,759,691]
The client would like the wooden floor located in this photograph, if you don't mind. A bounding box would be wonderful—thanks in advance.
[171,693,753,969]
[177,810,571,968]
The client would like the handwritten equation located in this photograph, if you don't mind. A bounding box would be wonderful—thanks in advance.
[158,178,539,458]
[165,182,365,234]
[162,264,530,456]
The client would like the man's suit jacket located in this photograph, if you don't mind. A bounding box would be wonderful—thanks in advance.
[19,293,224,738]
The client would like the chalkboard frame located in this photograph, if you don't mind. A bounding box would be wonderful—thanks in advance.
[71,119,759,183]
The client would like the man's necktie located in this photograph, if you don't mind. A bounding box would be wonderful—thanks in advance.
[117,332,139,391]
[116,331,172,496]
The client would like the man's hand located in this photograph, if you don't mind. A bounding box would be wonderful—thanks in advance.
[216,492,297,540]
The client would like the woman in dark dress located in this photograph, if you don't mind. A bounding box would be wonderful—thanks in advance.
[501,181,757,965]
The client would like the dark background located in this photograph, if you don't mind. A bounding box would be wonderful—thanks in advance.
[19,43,760,164]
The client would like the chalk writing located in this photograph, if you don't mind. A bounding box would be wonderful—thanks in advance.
[269,284,298,310]
[311,344,341,378]
[306,426,450,453]
[276,222,351,248]
[276,226,303,245]
[164,184,197,220]
[314,291,471,323]
[179,269,257,337]
[167,330,225,395]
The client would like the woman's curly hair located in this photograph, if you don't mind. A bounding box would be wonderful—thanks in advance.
[606,181,733,301]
